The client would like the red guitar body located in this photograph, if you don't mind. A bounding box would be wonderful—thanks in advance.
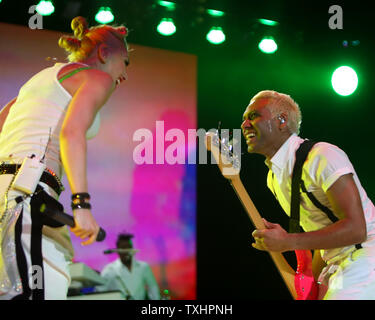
[294,249,319,300]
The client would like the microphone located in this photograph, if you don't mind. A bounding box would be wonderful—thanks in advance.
[103,249,117,254]
[39,203,106,242]
[103,248,138,255]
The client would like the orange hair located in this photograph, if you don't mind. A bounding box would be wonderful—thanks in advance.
[58,16,128,62]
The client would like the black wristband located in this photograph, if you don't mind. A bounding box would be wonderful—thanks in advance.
[71,202,92,210]
[71,192,91,201]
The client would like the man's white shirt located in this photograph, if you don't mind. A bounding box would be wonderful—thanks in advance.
[99,258,161,300]
[265,134,375,262]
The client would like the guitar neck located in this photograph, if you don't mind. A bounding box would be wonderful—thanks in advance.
[229,176,297,300]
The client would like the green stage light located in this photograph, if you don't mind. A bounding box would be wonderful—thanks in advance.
[36,1,55,16]
[258,37,278,54]
[95,7,114,24]
[331,66,358,96]
[206,27,226,45]
[157,18,176,36]
[207,9,225,17]
[158,1,176,11]
[258,18,279,26]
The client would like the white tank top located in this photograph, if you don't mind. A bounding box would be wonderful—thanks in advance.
[0,62,101,178]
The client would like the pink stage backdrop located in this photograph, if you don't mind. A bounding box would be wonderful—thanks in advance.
[0,23,197,299]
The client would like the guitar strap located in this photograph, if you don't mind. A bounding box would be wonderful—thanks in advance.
[290,139,363,249]
[290,139,316,233]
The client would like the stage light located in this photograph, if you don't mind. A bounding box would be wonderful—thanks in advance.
[207,9,225,17]
[331,66,358,96]
[206,27,226,45]
[157,18,176,36]
[258,18,279,26]
[258,37,278,54]
[351,40,360,46]
[95,7,114,24]
[36,1,55,16]
[157,1,176,11]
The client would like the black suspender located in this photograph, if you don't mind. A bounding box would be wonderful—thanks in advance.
[300,181,338,224]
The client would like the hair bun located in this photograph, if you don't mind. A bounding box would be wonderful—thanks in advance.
[71,16,89,40]
[58,36,81,52]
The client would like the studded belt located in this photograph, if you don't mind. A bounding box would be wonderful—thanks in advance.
[0,163,64,196]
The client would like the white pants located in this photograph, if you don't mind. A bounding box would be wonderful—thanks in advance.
[0,174,70,300]
[319,247,375,300]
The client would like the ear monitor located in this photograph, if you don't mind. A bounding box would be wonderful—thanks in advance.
[278,116,286,124]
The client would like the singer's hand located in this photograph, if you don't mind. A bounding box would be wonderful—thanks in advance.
[71,209,100,246]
